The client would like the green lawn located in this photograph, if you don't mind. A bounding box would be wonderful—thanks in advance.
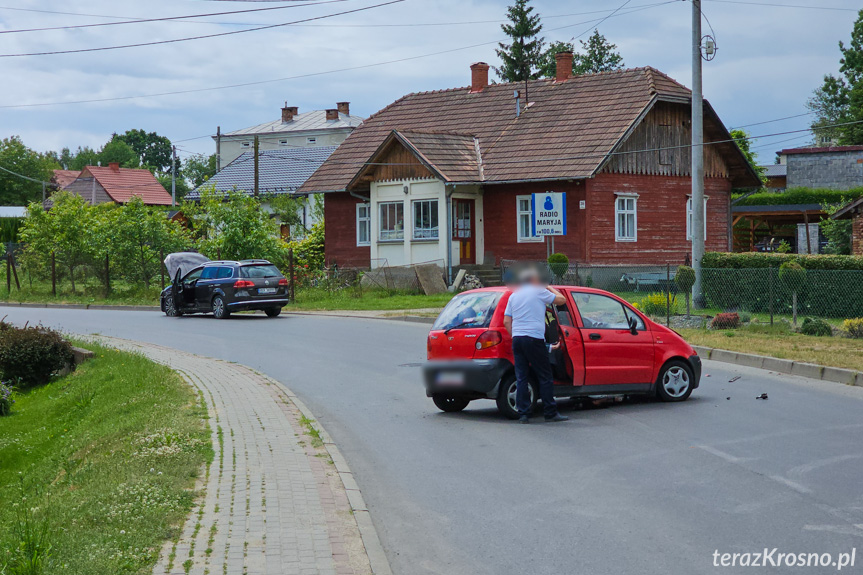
[0,276,163,307]
[0,344,212,574]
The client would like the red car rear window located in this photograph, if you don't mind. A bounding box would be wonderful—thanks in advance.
[432,292,502,331]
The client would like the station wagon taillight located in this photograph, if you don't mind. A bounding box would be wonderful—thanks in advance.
[476,330,502,350]
[278,278,288,286]
[233,280,255,289]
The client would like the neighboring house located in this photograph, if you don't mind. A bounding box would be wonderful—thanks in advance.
[55,163,173,206]
[299,55,761,271]
[762,164,787,191]
[216,102,363,170]
[779,145,863,190]
[51,169,81,190]
[188,146,338,229]
[831,196,863,256]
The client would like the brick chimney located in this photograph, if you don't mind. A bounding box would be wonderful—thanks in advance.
[555,51,574,82]
[108,162,120,172]
[325,108,339,121]
[337,102,350,115]
[281,103,298,122]
[470,62,490,93]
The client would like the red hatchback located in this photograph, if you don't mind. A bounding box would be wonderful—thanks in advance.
[423,286,701,419]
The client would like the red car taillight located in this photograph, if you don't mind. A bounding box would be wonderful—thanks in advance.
[475,330,502,350]
[278,278,288,286]
[427,335,433,354]
[233,280,254,289]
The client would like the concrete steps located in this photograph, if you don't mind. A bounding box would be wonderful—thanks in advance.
[456,265,502,287]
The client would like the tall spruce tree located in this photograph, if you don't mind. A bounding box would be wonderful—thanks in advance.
[807,9,863,145]
[494,0,545,82]
[540,30,624,78]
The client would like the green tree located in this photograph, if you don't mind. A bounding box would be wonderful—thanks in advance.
[104,197,189,288]
[494,0,545,82]
[184,188,285,262]
[98,139,140,168]
[113,129,174,173]
[729,129,766,182]
[183,153,218,188]
[675,265,696,318]
[820,202,853,255]
[540,30,624,78]
[19,192,93,291]
[67,146,100,171]
[0,136,57,205]
[807,9,863,145]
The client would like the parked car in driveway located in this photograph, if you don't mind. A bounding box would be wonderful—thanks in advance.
[161,260,289,319]
[423,286,701,418]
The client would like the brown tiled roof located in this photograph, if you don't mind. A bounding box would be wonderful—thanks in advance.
[393,131,482,182]
[51,169,80,189]
[86,166,173,205]
[300,67,696,193]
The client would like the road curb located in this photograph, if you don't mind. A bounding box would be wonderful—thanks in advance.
[693,345,863,387]
[0,302,159,311]
[284,310,435,325]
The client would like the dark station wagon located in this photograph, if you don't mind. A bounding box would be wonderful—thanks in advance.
[161,260,289,319]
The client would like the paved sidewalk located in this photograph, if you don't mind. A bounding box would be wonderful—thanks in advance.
[95,337,390,575]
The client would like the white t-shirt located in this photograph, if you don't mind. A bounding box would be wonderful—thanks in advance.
[504,285,556,339]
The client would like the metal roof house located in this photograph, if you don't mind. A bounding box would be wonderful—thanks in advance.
[216,103,363,169]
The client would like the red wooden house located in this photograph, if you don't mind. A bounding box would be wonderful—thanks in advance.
[299,53,760,272]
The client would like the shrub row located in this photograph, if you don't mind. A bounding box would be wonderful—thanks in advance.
[732,187,863,207]
[703,252,863,270]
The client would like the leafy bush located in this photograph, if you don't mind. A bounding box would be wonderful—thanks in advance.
[801,317,832,337]
[738,311,752,323]
[638,292,679,316]
[733,187,863,207]
[703,252,863,270]
[842,318,863,339]
[0,381,13,416]
[547,253,569,277]
[0,325,74,389]
[711,313,741,329]
[779,262,807,291]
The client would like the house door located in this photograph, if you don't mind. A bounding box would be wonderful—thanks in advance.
[452,198,475,265]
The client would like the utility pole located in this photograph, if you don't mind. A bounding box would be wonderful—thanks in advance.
[216,126,221,171]
[253,136,260,197]
[691,0,705,308]
[171,145,177,207]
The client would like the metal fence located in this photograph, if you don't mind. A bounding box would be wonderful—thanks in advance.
[499,259,863,322]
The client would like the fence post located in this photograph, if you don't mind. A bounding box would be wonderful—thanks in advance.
[666,263,671,327]
[51,251,56,296]
[288,248,295,302]
[104,253,110,297]
[160,249,165,290]
[768,267,774,327]
[5,253,9,294]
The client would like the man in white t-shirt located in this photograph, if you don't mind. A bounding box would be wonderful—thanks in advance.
[503,269,568,424]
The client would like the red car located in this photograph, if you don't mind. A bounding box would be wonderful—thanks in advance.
[423,286,701,419]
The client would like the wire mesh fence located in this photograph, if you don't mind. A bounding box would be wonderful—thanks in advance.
[500,259,863,323]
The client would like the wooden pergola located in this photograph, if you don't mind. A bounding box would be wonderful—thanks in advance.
[731,203,824,252]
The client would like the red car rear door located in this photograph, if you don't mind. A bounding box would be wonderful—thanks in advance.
[553,301,585,386]
[568,290,654,386]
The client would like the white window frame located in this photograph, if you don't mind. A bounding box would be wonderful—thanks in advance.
[378,201,404,242]
[279,139,289,146]
[686,196,709,241]
[615,193,638,242]
[516,195,542,243]
[356,203,371,246]
[412,199,439,240]
[241,141,251,148]
[307,137,317,144]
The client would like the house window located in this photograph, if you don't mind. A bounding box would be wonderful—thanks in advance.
[686,197,709,240]
[412,199,439,240]
[307,137,317,144]
[357,203,371,246]
[379,201,404,241]
[516,195,541,242]
[615,195,638,242]
[241,141,251,148]
[279,139,289,146]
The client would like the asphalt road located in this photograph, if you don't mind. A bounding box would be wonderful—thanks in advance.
[7,307,863,574]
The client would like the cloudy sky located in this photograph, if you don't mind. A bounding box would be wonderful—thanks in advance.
[0,0,858,166]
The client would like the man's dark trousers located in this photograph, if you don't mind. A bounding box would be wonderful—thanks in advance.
[512,336,558,418]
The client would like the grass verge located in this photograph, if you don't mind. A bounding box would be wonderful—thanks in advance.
[678,325,863,373]
[288,288,454,311]
[0,277,161,307]
[0,343,212,574]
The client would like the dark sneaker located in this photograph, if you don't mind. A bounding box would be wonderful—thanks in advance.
[545,414,569,422]
[518,415,530,424]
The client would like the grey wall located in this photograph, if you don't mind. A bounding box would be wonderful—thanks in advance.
[786,150,863,190]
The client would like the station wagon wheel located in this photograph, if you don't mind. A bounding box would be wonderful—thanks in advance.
[432,394,470,413]
[496,375,537,420]
[212,295,230,319]
[656,360,694,402]
[164,294,182,317]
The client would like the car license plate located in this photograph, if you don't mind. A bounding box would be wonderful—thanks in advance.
[258,288,277,295]
[436,371,464,386]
